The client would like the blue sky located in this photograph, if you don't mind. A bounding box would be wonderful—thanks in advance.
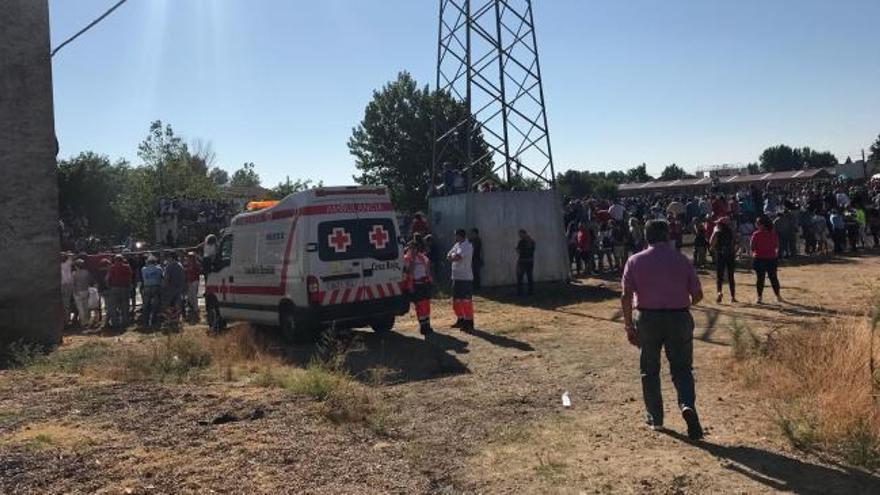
[50,0,879,186]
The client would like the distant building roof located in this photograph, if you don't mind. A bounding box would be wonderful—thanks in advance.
[618,168,832,194]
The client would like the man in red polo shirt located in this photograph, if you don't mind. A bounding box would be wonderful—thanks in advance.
[106,254,133,329]
[621,220,705,440]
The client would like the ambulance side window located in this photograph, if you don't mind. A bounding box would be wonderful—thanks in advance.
[219,234,233,268]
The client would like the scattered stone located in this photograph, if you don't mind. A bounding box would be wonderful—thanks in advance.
[209,412,239,425]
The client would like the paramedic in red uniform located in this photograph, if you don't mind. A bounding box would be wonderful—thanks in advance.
[404,235,434,337]
[447,228,475,331]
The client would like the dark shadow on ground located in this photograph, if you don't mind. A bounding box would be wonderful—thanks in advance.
[464,327,535,352]
[478,281,620,310]
[777,251,876,269]
[277,329,469,385]
[552,307,623,324]
[661,430,880,494]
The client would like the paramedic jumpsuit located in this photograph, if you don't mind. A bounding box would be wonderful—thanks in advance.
[404,248,433,336]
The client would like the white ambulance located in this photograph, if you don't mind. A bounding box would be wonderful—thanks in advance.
[204,186,409,340]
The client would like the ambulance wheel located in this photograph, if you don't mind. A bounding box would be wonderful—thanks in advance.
[280,304,318,343]
[206,297,226,333]
[370,315,395,335]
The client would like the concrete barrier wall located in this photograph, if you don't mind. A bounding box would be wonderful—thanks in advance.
[429,191,569,287]
[0,0,63,347]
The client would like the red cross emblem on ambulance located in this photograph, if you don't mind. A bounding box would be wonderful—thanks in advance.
[328,227,352,253]
[369,225,389,249]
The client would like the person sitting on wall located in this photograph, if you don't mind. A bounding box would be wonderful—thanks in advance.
[411,212,431,237]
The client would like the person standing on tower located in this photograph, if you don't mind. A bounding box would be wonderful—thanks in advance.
[447,228,475,331]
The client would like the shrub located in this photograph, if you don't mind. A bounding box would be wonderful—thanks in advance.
[255,361,384,428]
[741,310,880,469]
[730,318,765,361]
[112,334,211,382]
[256,362,345,400]
[3,341,46,369]
[40,342,115,374]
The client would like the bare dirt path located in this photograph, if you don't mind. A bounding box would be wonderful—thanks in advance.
[2,254,880,494]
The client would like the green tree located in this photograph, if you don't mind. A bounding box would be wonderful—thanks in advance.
[268,176,322,200]
[138,120,189,169]
[349,71,492,212]
[189,138,216,176]
[867,134,880,163]
[798,147,838,169]
[759,145,838,172]
[230,162,261,188]
[625,163,654,183]
[659,163,694,181]
[113,121,220,238]
[746,162,761,175]
[594,180,619,199]
[556,169,618,199]
[208,167,229,185]
[557,170,593,198]
[605,170,627,184]
[759,145,801,172]
[57,152,130,236]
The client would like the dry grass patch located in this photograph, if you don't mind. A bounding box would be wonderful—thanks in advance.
[255,362,386,431]
[734,298,880,469]
[3,422,115,452]
[13,326,284,384]
[10,325,390,432]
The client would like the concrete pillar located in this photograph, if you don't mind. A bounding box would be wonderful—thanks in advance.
[0,0,63,347]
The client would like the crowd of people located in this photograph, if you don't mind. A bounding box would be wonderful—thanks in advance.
[564,179,880,302]
[60,250,203,331]
[59,212,115,253]
[158,197,237,248]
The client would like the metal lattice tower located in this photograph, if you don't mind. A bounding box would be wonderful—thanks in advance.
[433,0,555,190]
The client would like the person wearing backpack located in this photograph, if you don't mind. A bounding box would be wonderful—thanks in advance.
[709,216,737,303]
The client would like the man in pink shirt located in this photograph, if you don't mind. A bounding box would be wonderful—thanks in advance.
[621,220,705,440]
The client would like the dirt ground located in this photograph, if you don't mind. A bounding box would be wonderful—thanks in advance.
[3,253,880,494]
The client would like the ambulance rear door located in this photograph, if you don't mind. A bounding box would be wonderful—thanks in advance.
[316,217,364,306]
[357,211,401,303]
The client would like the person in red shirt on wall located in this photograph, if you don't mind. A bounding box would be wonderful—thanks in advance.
[410,212,431,238]
[750,215,782,304]
[106,254,133,329]
[403,235,433,338]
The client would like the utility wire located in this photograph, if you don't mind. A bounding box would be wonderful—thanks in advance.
[51,0,130,58]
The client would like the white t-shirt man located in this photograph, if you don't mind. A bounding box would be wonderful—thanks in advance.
[61,258,73,286]
[448,240,474,281]
[608,203,626,222]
